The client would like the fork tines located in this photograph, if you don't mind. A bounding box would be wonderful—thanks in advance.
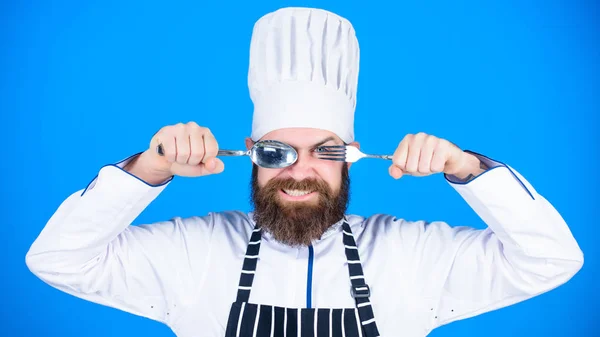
[316,145,347,161]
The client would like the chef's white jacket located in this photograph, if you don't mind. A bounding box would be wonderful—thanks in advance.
[25,152,584,336]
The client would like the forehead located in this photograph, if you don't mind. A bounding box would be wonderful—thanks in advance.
[260,128,344,147]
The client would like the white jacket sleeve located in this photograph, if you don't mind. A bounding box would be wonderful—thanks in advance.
[405,153,583,329]
[25,154,215,325]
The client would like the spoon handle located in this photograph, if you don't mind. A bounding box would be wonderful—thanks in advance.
[217,150,248,156]
[155,144,247,157]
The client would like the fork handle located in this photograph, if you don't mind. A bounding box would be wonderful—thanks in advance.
[366,154,393,160]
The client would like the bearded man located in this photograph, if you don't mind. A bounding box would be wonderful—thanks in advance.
[26,7,583,337]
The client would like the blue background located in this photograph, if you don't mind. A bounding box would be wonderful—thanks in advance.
[1,0,597,336]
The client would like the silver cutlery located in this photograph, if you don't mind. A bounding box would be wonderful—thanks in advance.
[156,139,298,169]
[315,145,393,163]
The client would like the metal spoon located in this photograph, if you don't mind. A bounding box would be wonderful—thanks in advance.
[156,139,298,169]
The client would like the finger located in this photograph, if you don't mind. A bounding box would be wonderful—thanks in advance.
[175,124,190,164]
[405,133,426,173]
[393,136,410,170]
[430,141,447,173]
[188,126,205,166]
[202,129,219,164]
[418,136,437,174]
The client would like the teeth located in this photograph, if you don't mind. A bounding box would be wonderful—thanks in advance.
[283,189,313,197]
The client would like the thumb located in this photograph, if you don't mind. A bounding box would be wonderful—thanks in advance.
[389,165,404,179]
[170,158,225,177]
[205,157,225,174]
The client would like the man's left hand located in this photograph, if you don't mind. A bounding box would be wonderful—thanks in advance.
[389,132,486,180]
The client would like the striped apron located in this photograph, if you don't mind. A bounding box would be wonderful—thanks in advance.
[224,221,381,337]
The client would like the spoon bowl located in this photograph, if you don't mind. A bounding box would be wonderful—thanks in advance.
[246,140,298,169]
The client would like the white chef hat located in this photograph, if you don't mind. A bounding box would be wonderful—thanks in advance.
[248,7,360,144]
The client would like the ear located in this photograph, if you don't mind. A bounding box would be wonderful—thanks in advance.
[244,137,256,167]
[245,137,255,151]
[347,141,360,170]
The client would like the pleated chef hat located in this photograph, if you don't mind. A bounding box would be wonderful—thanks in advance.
[248,7,360,143]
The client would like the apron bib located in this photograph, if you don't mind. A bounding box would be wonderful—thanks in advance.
[224,221,380,337]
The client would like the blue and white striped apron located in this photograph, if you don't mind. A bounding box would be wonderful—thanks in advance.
[224,221,380,337]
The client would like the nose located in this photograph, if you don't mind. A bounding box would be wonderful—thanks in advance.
[285,149,318,181]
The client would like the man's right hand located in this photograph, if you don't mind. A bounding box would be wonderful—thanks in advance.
[124,122,225,185]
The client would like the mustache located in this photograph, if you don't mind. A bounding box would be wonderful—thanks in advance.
[263,177,332,194]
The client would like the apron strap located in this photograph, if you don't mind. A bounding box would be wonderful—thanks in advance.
[342,221,381,337]
[233,221,381,337]
[235,224,262,303]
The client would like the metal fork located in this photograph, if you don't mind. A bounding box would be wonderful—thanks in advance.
[315,145,393,163]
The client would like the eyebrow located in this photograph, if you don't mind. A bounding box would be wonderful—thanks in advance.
[312,136,338,148]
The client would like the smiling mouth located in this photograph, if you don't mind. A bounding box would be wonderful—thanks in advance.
[282,189,314,197]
